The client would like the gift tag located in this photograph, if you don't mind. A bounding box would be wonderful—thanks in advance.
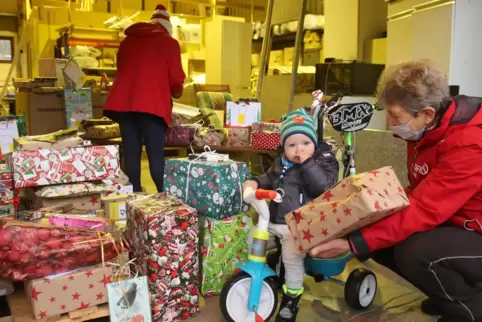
[109,201,127,220]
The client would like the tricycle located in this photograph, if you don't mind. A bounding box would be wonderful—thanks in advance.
[220,92,379,322]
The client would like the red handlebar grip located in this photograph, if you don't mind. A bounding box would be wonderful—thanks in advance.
[255,189,277,200]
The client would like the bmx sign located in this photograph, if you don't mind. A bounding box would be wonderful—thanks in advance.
[327,102,374,132]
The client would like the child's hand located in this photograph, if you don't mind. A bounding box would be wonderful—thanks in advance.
[243,180,258,192]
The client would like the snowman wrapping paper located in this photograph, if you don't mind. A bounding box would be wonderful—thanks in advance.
[163,159,250,219]
[199,213,254,297]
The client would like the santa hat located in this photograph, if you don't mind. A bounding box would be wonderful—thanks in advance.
[151,4,173,35]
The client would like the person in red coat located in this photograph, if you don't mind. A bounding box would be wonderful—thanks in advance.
[311,60,482,322]
[104,4,185,192]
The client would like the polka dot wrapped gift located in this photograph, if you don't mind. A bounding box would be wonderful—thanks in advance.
[163,158,250,219]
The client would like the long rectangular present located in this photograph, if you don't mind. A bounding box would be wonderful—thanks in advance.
[25,265,112,320]
[125,193,200,321]
[200,213,253,297]
[286,166,410,251]
[11,145,120,188]
[13,129,83,151]
[164,158,250,218]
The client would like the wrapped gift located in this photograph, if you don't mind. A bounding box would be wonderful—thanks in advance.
[0,206,15,218]
[126,193,200,321]
[102,170,133,195]
[0,165,12,181]
[164,159,250,218]
[24,190,103,211]
[0,219,125,280]
[25,265,112,320]
[193,126,226,147]
[47,215,109,230]
[11,145,120,188]
[227,128,251,147]
[251,133,281,150]
[101,194,128,220]
[33,182,115,198]
[83,124,121,140]
[165,126,198,145]
[251,121,282,134]
[13,129,83,151]
[107,276,153,322]
[200,213,253,296]
[286,166,410,251]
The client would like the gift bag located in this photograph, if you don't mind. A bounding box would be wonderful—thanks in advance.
[107,276,152,322]
[0,117,18,155]
[225,101,261,127]
[64,88,93,129]
[286,166,410,251]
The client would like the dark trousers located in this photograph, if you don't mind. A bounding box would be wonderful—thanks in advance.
[370,226,482,321]
[117,113,166,192]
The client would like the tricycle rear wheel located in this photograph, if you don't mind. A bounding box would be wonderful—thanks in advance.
[344,268,377,310]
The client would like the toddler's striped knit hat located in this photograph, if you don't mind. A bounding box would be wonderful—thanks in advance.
[280,108,318,147]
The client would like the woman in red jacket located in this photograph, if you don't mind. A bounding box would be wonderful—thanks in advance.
[104,4,185,192]
[311,60,482,322]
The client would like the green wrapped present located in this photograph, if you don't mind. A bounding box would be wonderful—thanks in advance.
[164,158,250,218]
[200,213,254,296]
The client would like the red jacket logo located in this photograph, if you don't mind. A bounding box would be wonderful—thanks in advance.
[413,163,429,176]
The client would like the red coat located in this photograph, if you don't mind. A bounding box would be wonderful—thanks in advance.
[351,96,482,257]
[104,22,185,125]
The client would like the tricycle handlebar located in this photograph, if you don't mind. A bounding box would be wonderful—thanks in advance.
[255,189,277,200]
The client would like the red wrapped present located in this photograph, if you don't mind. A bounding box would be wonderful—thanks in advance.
[251,133,281,150]
[286,166,410,251]
[165,126,198,145]
[0,219,126,280]
[11,145,120,188]
[25,265,112,319]
[126,193,200,321]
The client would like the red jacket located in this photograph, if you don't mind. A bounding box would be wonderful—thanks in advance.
[104,22,185,125]
[350,96,482,257]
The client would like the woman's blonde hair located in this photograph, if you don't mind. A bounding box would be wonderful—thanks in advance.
[376,59,451,115]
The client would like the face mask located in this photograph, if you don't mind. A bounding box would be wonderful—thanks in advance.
[389,118,425,141]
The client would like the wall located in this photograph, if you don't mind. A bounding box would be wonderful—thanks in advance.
[0,16,18,91]
[324,0,359,60]
[449,0,482,97]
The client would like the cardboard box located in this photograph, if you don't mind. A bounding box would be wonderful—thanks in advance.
[38,58,68,86]
[286,166,410,251]
[25,265,112,319]
[269,50,284,67]
[15,89,67,135]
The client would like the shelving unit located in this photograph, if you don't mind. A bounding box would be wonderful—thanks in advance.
[253,28,323,51]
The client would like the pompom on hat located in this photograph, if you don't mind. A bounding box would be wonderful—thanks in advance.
[151,4,173,35]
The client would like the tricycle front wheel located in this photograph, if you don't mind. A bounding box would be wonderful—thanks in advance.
[220,272,278,322]
[344,268,377,310]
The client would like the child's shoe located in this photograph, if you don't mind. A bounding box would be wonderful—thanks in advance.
[275,286,303,322]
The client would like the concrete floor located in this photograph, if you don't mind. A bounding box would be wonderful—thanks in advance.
[142,158,435,322]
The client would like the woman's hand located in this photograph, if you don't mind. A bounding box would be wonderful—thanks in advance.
[309,238,351,258]
[243,180,258,192]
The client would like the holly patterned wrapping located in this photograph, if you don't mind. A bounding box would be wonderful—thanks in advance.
[251,133,281,150]
[25,265,113,319]
[200,213,253,297]
[286,166,410,252]
[11,145,120,188]
[125,193,200,321]
[164,158,250,218]
[0,219,125,280]
[227,128,251,147]
[165,126,198,145]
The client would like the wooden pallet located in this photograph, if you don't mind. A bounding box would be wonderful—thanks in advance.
[6,287,109,322]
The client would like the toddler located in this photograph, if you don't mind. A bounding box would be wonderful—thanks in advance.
[244,109,339,321]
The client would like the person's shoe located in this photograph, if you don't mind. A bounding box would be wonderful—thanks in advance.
[275,287,303,322]
[438,315,482,322]
[421,299,443,316]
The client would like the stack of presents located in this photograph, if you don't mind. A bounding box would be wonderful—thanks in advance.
[0,98,411,322]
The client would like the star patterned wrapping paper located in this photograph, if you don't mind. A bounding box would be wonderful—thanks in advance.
[200,213,253,297]
[125,193,200,322]
[24,191,103,211]
[25,265,113,320]
[286,166,410,252]
[164,158,250,218]
[11,145,120,188]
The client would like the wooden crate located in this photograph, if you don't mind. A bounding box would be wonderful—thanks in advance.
[6,287,109,322]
